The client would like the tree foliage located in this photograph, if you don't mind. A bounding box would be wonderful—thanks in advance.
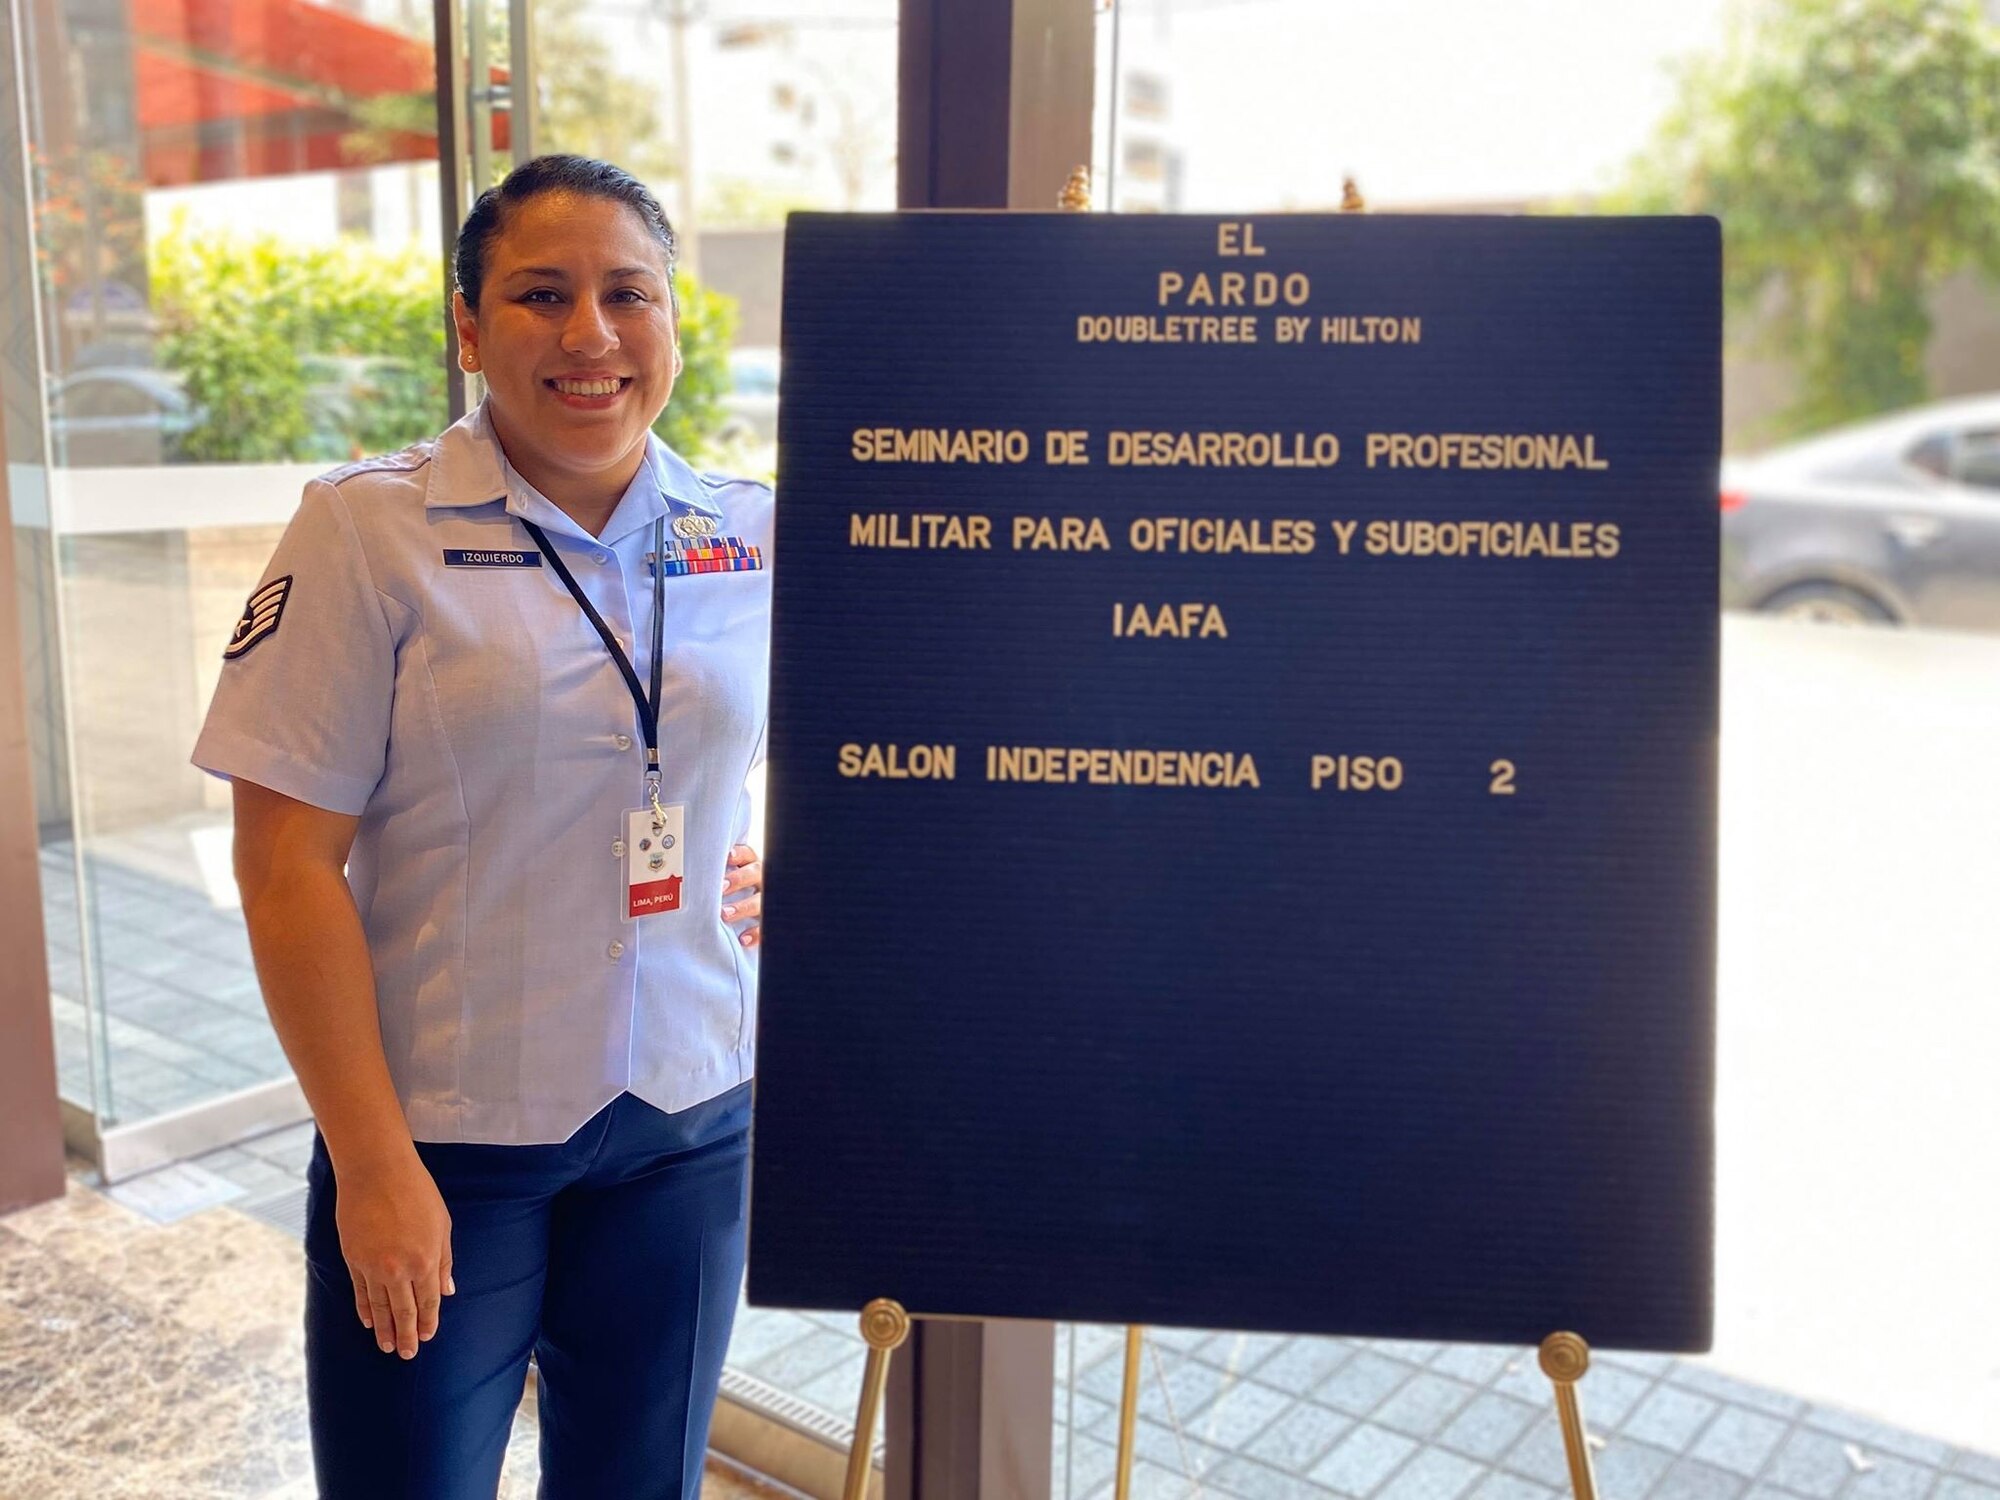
[150,222,739,467]
[653,272,738,464]
[1620,0,2000,438]
[150,224,445,462]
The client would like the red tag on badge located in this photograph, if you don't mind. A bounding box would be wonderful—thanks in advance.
[623,805,687,921]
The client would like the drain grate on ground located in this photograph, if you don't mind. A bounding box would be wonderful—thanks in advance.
[243,1184,310,1240]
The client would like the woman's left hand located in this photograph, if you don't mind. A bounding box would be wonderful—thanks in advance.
[721,844,762,948]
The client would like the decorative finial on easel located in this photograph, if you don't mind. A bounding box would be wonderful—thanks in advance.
[1539,1332,1600,1500]
[842,1299,912,1500]
[1341,176,1367,212]
[1060,164,1094,212]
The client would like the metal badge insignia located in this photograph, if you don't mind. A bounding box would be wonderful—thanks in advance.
[648,852,666,871]
[672,513,720,539]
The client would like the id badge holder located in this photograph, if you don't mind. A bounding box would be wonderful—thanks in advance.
[622,802,687,920]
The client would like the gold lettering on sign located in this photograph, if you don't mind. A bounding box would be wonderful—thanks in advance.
[838,744,958,780]
[1112,603,1229,639]
[985,747,1262,789]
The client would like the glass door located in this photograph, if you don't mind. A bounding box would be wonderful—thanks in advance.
[4,0,452,1174]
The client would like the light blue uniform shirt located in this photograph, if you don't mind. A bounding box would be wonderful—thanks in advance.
[193,402,771,1143]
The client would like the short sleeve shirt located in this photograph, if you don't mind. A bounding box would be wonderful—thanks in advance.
[192,402,771,1144]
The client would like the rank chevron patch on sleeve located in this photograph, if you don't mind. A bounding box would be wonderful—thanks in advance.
[223,575,292,660]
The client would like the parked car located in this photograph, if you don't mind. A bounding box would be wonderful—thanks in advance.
[719,346,779,446]
[46,366,195,466]
[1721,392,2000,631]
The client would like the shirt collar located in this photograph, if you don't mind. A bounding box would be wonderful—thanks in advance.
[424,400,723,542]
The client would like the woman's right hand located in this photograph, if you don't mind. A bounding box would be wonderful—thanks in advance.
[334,1152,455,1359]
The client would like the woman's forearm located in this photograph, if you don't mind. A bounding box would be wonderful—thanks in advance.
[241,856,416,1179]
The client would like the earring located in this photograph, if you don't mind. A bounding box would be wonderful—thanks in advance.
[461,352,478,370]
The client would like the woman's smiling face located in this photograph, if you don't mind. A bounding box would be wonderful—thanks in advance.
[453,190,679,505]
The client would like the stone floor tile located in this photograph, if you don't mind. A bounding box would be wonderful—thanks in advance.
[1669,1365,1809,1422]
[725,1307,821,1367]
[1436,1392,1540,1463]
[1371,1372,1479,1441]
[1622,1384,1721,1453]
[1318,1350,1422,1418]
[1141,1349,1233,1424]
[1310,1423,1420,1498]
[1491,1356,1558,1405]
[1127,1417,1234,1480]
[1499,1418,1572,1488]
[1764,1428,1859,1500]
[741,1326,860,1388]
[1584,1361,1670,1430]
[1803,1405,1954,1468]
[1117,1457,1202,1500]
[1207,1455,1345,1500]
[1200,1330,1299,1377]
[1189,1380,1294,1450]
[1468,1474,1560,1500]
[1056,1433,1121,1498]
[1848,1455,1951,1500]
[1952,1455,2000,1488]
[1370,1341,1449,1366]
[1257,1338,1361,1396]
[1242,1400,1356,1473]
[1597,1350,1679,1379]
[1429,1345,1521,1386]
[1650,1458,1753,1500]
[1593,1435,1681,1499]
[1689,1407,1791,1478]
[1372,1447,1485,1500]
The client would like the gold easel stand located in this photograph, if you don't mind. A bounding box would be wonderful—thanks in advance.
[1540,1332,1599,1500]
[845,1315,1596,1500]
[840,1304,1152,1500]
[843,1299,911,1500]
[1059,165,1092,212]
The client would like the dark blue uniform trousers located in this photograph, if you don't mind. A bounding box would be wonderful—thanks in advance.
[304,1085,752,1499]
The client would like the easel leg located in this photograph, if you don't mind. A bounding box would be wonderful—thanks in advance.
[1114,1326,1144,1500]
[844,1299,911,1500]
[1539,1333,1598,1500]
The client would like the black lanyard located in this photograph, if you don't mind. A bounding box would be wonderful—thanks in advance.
[522,516,668,785]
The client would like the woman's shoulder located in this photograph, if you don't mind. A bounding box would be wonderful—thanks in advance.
[696,469,774,550]
[312,435,446,510]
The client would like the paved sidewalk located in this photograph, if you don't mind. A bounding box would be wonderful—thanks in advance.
[168,1127,2000,1500]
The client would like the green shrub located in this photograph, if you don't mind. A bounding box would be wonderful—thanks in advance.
[652,272,737,466]
[150,221,741,467]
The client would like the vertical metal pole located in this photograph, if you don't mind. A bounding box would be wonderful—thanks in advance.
[433,0,470,421]
[846,1299,911,1500]
[665,0,698,277]
[0,0,64,1204]
[506,0,536,165]
[1113,1326,1143,1500]
[1102,0,1120,211]
[467,0,491,194]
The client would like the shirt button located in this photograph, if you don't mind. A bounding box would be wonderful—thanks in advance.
[595,551,612,565]
[614,733,633,751]
[607,940,626,960]
[611,839,626,857]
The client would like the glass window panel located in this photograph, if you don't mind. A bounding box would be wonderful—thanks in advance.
[9,0,443,1132]
[1059,2,2000,1494]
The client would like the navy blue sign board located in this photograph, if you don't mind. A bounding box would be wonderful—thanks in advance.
[750,212,1718,1352]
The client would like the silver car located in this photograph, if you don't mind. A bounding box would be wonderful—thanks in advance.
[1721,392,2000,630]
